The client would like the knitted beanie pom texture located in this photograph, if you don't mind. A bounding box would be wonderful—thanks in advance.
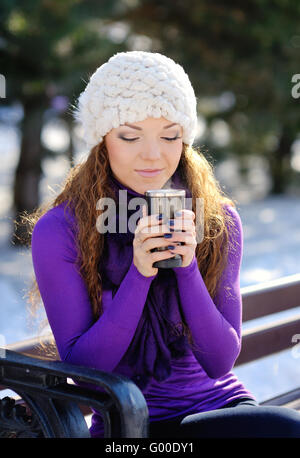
[73,51,198,150]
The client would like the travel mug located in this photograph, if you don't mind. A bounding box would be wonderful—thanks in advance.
[144,189,185,268]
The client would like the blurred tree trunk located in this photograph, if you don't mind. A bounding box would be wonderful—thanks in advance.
[64,115,75,168]
[11,98,45,246]
[269,127,293,195]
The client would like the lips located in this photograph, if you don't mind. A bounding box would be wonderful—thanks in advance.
[135,169,163,172]
[135,169,164,177]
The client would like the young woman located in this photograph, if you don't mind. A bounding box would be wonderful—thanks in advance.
[28,51,300,438]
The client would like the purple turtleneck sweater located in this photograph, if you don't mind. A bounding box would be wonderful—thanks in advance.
[31,175,255,438]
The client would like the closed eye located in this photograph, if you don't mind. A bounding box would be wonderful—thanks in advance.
[162,136,182,141]
[119,136,182,142]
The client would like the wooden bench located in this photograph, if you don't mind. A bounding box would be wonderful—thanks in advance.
[1,272,300,437]
[236,272,300,411]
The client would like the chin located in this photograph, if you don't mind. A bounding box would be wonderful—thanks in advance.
[141,180,164,191]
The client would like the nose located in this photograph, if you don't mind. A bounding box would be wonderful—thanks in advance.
[139,139,162,160]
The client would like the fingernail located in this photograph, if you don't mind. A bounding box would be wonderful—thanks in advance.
[164,233,172,238]
[156,213,163,220]
[167,245,175,250]
[168,219,174,226]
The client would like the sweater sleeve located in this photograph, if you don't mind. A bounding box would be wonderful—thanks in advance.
[31,209,156,371]
[172,205,243,379]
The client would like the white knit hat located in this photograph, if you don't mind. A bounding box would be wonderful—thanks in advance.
[73,51,198,150]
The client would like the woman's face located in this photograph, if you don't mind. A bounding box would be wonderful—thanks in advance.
[104,117,183,195]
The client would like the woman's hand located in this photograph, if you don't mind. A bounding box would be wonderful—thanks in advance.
[168,209,197,268]
[133,205,179,277]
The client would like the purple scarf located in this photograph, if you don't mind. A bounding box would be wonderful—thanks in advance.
[98,169,191,390]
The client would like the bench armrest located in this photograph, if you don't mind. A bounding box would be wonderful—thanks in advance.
[0,348,149,438]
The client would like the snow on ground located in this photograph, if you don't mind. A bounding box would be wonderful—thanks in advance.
[1,124,300,403]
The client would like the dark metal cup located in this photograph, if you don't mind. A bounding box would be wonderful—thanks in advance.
[144,189,185,268]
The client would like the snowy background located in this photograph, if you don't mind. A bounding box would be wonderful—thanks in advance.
[1,116,300,404]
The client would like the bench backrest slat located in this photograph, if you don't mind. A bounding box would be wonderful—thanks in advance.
[241,273,300,322]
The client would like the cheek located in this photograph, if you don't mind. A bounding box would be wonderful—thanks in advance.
[106,141,136,170]
[166,141,183,163]
[176,141,183,156]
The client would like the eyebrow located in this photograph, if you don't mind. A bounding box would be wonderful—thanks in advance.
[123,122,179,131]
